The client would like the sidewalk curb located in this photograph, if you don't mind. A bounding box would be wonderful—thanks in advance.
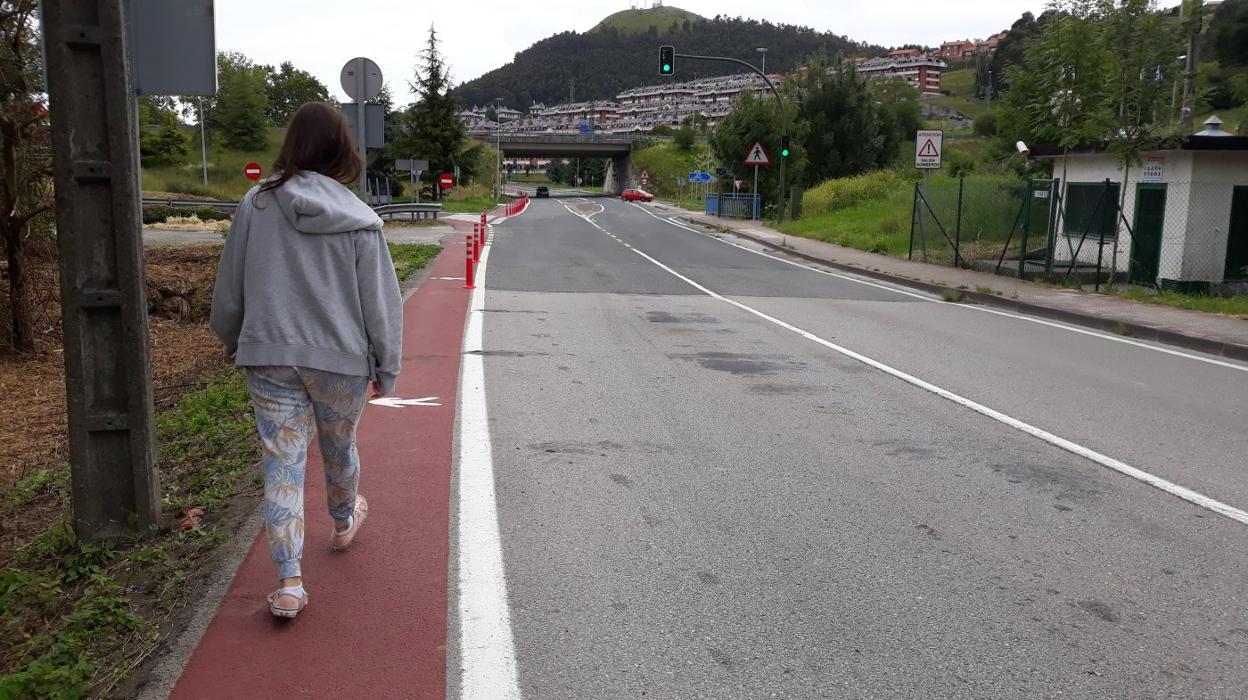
[674,215,1248,364]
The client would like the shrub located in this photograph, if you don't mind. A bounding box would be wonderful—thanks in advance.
[973,113,998,137]
[800,170,910,217]
[945,150,976,178]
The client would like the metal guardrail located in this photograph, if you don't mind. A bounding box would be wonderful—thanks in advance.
[141,198,444,221]
[141,197,239,209]
[373,202,444,221]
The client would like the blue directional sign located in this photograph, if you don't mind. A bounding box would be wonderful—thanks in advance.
[688,171,712,183]
[579,121,593,134]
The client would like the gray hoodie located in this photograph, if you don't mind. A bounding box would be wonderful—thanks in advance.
[210,171,403,394]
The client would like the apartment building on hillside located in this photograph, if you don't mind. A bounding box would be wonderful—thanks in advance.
[856,54,947,95]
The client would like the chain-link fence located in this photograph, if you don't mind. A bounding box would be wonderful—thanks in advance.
[911,177,1248,297]
[910,178,1049,270]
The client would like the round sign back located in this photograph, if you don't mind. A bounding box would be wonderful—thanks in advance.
[340,57,383,102]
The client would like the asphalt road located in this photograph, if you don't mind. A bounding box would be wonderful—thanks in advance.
[459,192,1248,699]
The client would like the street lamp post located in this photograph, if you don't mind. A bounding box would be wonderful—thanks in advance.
[495,97,504,201]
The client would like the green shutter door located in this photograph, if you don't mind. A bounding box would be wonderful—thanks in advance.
[1130,184,1167,286]
[1225,187,1248,281]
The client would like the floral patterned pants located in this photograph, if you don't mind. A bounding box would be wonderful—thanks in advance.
[246,367,370,580]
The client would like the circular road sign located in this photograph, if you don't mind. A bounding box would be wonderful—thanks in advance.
[244,163,263,181]
[340,57,383,102]
[439,173,455,190]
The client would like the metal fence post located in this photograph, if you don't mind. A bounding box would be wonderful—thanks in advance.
[908,182,919,260]
[1018,180,1035,279]
[43,0,159,541]
[1094,179,1111,292]
[1046,179,1060,277]
[954,177,965,268]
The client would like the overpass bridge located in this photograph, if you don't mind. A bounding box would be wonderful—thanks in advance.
[488,133,660,193]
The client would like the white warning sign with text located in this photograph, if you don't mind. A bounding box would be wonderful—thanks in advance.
[915,130,943,170]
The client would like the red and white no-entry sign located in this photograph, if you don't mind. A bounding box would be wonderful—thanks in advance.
[439,173,455,190]
[243,163,263,180]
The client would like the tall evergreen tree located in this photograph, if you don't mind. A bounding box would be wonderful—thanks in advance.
[395,26,466,192]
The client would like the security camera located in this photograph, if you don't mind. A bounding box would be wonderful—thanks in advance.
[1016,141,1030,156]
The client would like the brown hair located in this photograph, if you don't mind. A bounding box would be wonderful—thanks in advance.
[257,102,363,197]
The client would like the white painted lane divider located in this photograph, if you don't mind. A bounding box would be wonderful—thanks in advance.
[573,202,1248,527]
[627,202,1248,375]
[368,396,443,408]
[456,226,522,699]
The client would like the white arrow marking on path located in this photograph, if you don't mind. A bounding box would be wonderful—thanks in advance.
[369,396,443,408]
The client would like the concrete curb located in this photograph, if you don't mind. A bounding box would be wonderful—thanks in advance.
[675,216,1248,364]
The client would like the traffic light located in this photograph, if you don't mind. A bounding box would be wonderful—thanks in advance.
[659,46,675,76]
[781,134,791,158]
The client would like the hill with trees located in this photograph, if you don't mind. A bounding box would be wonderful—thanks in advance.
[454,8,883,108]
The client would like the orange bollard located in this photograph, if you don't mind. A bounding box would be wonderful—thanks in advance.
[464,232,475,289]
[474,223,482,262]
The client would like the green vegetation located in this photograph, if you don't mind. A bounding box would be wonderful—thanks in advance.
[1,374,258,698]
[592,6,706,35]
[209,52,271,152]
[777,171,916,256]
[1116,288,1248,319]
[930,69,991,122]
[800,169,913,216]
[141,128,283,200]
[387,243,441,281]
[632,140,712,200]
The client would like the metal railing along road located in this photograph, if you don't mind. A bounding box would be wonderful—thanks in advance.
[373,202,444,221]
[141,198,445,221]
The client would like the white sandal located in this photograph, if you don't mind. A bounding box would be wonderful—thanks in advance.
[330,495,369,551]
[267,585,308,618]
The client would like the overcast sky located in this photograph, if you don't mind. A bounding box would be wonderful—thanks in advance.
[215,0,1048,104]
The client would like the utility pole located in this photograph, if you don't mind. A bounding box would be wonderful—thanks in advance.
[1179,0,1204,131]
[199,97,209,187]
[42,0,159,540]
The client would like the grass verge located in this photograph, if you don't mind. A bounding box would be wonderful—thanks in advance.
[1115,287,1248,319]
[388,243,442,281]
[0,373,258,698]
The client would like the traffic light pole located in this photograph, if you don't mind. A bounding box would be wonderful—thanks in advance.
[673,53,789,223]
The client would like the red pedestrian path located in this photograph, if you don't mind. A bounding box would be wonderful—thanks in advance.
[170,229,475,698]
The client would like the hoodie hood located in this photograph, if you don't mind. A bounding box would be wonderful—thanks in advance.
[266,171,382,234]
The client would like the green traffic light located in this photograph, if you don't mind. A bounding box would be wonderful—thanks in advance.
[662,64,671,73]
[782,149,790,157]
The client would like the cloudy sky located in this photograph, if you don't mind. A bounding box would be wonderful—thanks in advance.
[215,0,1047,103]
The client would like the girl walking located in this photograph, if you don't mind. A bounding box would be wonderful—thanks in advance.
[211,102,403,619]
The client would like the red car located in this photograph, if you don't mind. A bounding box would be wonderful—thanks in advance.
[621,188,654,202]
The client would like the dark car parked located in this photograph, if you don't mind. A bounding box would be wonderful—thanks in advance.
[535,186,550,198]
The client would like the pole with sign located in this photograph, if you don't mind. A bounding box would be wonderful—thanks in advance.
[341,57,383,198]
[744,142,771,220]
[915,129,943,179]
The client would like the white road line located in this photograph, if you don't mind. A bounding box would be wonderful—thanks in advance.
[570,205,1248,527]
[456,227,523,700]
[627,202,1248,374]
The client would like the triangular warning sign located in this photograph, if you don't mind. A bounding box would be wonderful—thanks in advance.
[744,142,771,166]
[918,139,940,157]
